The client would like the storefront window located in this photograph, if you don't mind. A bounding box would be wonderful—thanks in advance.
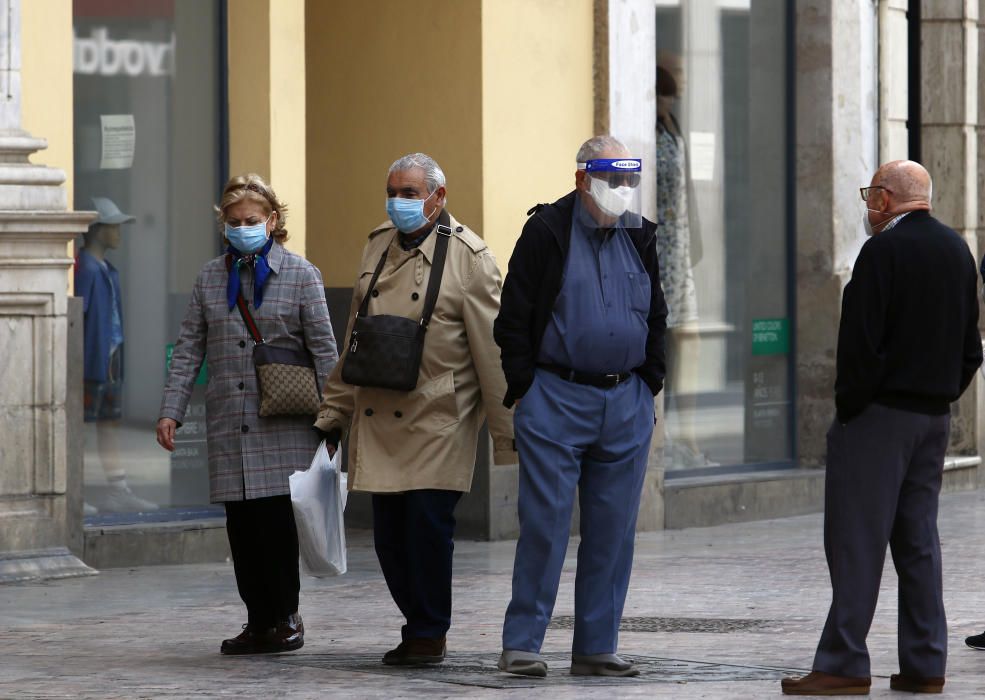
[73,0,224,520]
[655,0,792,472]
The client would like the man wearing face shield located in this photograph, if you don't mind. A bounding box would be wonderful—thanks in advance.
[494,135,667,678]
[782,161,981,696]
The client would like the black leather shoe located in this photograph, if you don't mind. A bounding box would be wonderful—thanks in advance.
[965,630,985,650]
[382,637,446,665]
[220,624,274,655]
[268,612,304,653]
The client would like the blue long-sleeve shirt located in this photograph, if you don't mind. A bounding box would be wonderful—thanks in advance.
[537,199,650,373]
[75,248,124,383]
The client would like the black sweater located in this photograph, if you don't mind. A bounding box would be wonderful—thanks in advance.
[493,191,668,407]
[835,210,982,422]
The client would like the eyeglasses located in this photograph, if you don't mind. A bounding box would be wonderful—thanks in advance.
[859,185,891,201]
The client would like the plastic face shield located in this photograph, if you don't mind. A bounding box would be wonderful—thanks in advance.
[578,157,643,229]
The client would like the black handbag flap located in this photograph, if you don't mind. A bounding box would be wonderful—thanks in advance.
[351,313,421,339]
[253,343,315,368]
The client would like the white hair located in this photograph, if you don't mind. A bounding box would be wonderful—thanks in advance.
[576,135,628,165]
[388,152,446,193]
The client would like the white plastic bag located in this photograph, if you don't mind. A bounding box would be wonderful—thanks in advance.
[290,440,348,577]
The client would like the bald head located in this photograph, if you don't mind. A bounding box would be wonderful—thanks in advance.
[872,160,932,209]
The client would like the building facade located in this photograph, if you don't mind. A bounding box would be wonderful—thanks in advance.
[3,0,984,569]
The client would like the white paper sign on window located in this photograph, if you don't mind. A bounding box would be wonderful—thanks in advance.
[100,115,135,170]
[689,131,716,182]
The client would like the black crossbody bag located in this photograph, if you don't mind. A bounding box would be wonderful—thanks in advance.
[341,212,451,392]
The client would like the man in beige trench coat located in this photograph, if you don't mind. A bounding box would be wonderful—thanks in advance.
[314,152,516,665]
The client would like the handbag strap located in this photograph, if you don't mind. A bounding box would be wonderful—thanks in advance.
[357,209,452,331]
[226,254,265,345]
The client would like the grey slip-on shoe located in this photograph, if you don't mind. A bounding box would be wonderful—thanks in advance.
[498,649,548,677]
[570,652,639,677]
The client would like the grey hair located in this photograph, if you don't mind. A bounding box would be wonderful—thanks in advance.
[388,152,446,193]
[576,135,628,165]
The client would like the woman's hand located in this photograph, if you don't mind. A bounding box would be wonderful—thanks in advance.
[326,443,337,458]
[156,418,178,451]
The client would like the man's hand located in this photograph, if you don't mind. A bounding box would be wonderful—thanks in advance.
[156,418,178,451]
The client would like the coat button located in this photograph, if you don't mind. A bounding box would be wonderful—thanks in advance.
[455,226,463,232]
[365,408,374,417]
[411,292,419,301]
[394,411,403,418]
[238,382,244,390]
[241,425,249,433]
[371,289,380,298]
[239,340,246,348]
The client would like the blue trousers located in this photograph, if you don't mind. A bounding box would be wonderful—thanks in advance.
[502,369,654,655]
[372,489,463,641]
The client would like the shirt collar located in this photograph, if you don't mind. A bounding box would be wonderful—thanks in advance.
[394,209,452,263]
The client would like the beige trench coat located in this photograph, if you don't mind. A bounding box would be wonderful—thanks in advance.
[314,213,516,493]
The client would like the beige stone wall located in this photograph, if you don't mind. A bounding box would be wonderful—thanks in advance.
[304,0,483,286]
[480,0,594,271]
[228,0,307,256]
[21,0,73,208]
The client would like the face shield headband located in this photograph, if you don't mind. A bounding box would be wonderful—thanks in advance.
[578,158,643,228]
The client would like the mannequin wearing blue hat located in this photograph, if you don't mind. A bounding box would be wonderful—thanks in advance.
[76,197,157,514]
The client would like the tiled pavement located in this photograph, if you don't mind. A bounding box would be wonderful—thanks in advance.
[3,491,985,698]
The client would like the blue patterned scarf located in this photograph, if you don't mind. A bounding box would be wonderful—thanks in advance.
[226,237,274,310]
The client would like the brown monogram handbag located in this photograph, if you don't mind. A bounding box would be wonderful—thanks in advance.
[233,285,322,417]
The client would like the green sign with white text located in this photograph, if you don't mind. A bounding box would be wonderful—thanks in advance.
[751,318,789,356]
[165,344,208,385]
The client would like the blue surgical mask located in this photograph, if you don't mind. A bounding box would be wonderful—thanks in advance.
[225,216,270,253]
[386,190,437,234]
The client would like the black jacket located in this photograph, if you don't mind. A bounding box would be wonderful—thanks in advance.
[835,209,982,422]
[494,191,668,407]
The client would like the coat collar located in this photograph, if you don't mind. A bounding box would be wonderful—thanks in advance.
[266,239,285,274]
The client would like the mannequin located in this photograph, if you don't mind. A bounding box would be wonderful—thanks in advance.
[655,51,713,468]
[76,197,157,513]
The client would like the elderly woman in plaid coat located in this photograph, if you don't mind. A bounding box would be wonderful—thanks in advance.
[156,174,338,655]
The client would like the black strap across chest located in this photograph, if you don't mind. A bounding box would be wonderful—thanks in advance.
[358,208,452,330]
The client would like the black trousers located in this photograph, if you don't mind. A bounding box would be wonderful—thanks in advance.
[372,489,463,641]
[813,403,950,679]
[224,495,300,629]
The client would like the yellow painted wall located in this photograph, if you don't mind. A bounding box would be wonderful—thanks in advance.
[480,0,595,270]
[306,0,483,287]
[22,0,75,207]
[228,0,307,254]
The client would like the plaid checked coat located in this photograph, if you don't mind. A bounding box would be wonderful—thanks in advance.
[160,242,338,502]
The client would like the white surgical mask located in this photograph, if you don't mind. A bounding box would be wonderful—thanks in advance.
[589,176,635,218]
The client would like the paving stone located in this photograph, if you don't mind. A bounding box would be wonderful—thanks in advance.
[2,491,985,697]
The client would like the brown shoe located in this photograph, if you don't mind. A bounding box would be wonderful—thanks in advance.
[781,670,871,695]
[219,624,275,655]
[267,612,304,653]
[382,636,447,665]
[890,674,944,693]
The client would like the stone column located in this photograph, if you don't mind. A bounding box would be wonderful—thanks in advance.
[0,0,95,582]
[795,1,880,467]
[921,0,979,454]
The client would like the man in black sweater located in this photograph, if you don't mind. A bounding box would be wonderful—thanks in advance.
[782,161,982,696]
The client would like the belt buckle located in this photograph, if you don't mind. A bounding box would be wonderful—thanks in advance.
[605,373,620,387]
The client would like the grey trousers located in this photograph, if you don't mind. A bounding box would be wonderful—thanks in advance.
[812,403,950,678]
